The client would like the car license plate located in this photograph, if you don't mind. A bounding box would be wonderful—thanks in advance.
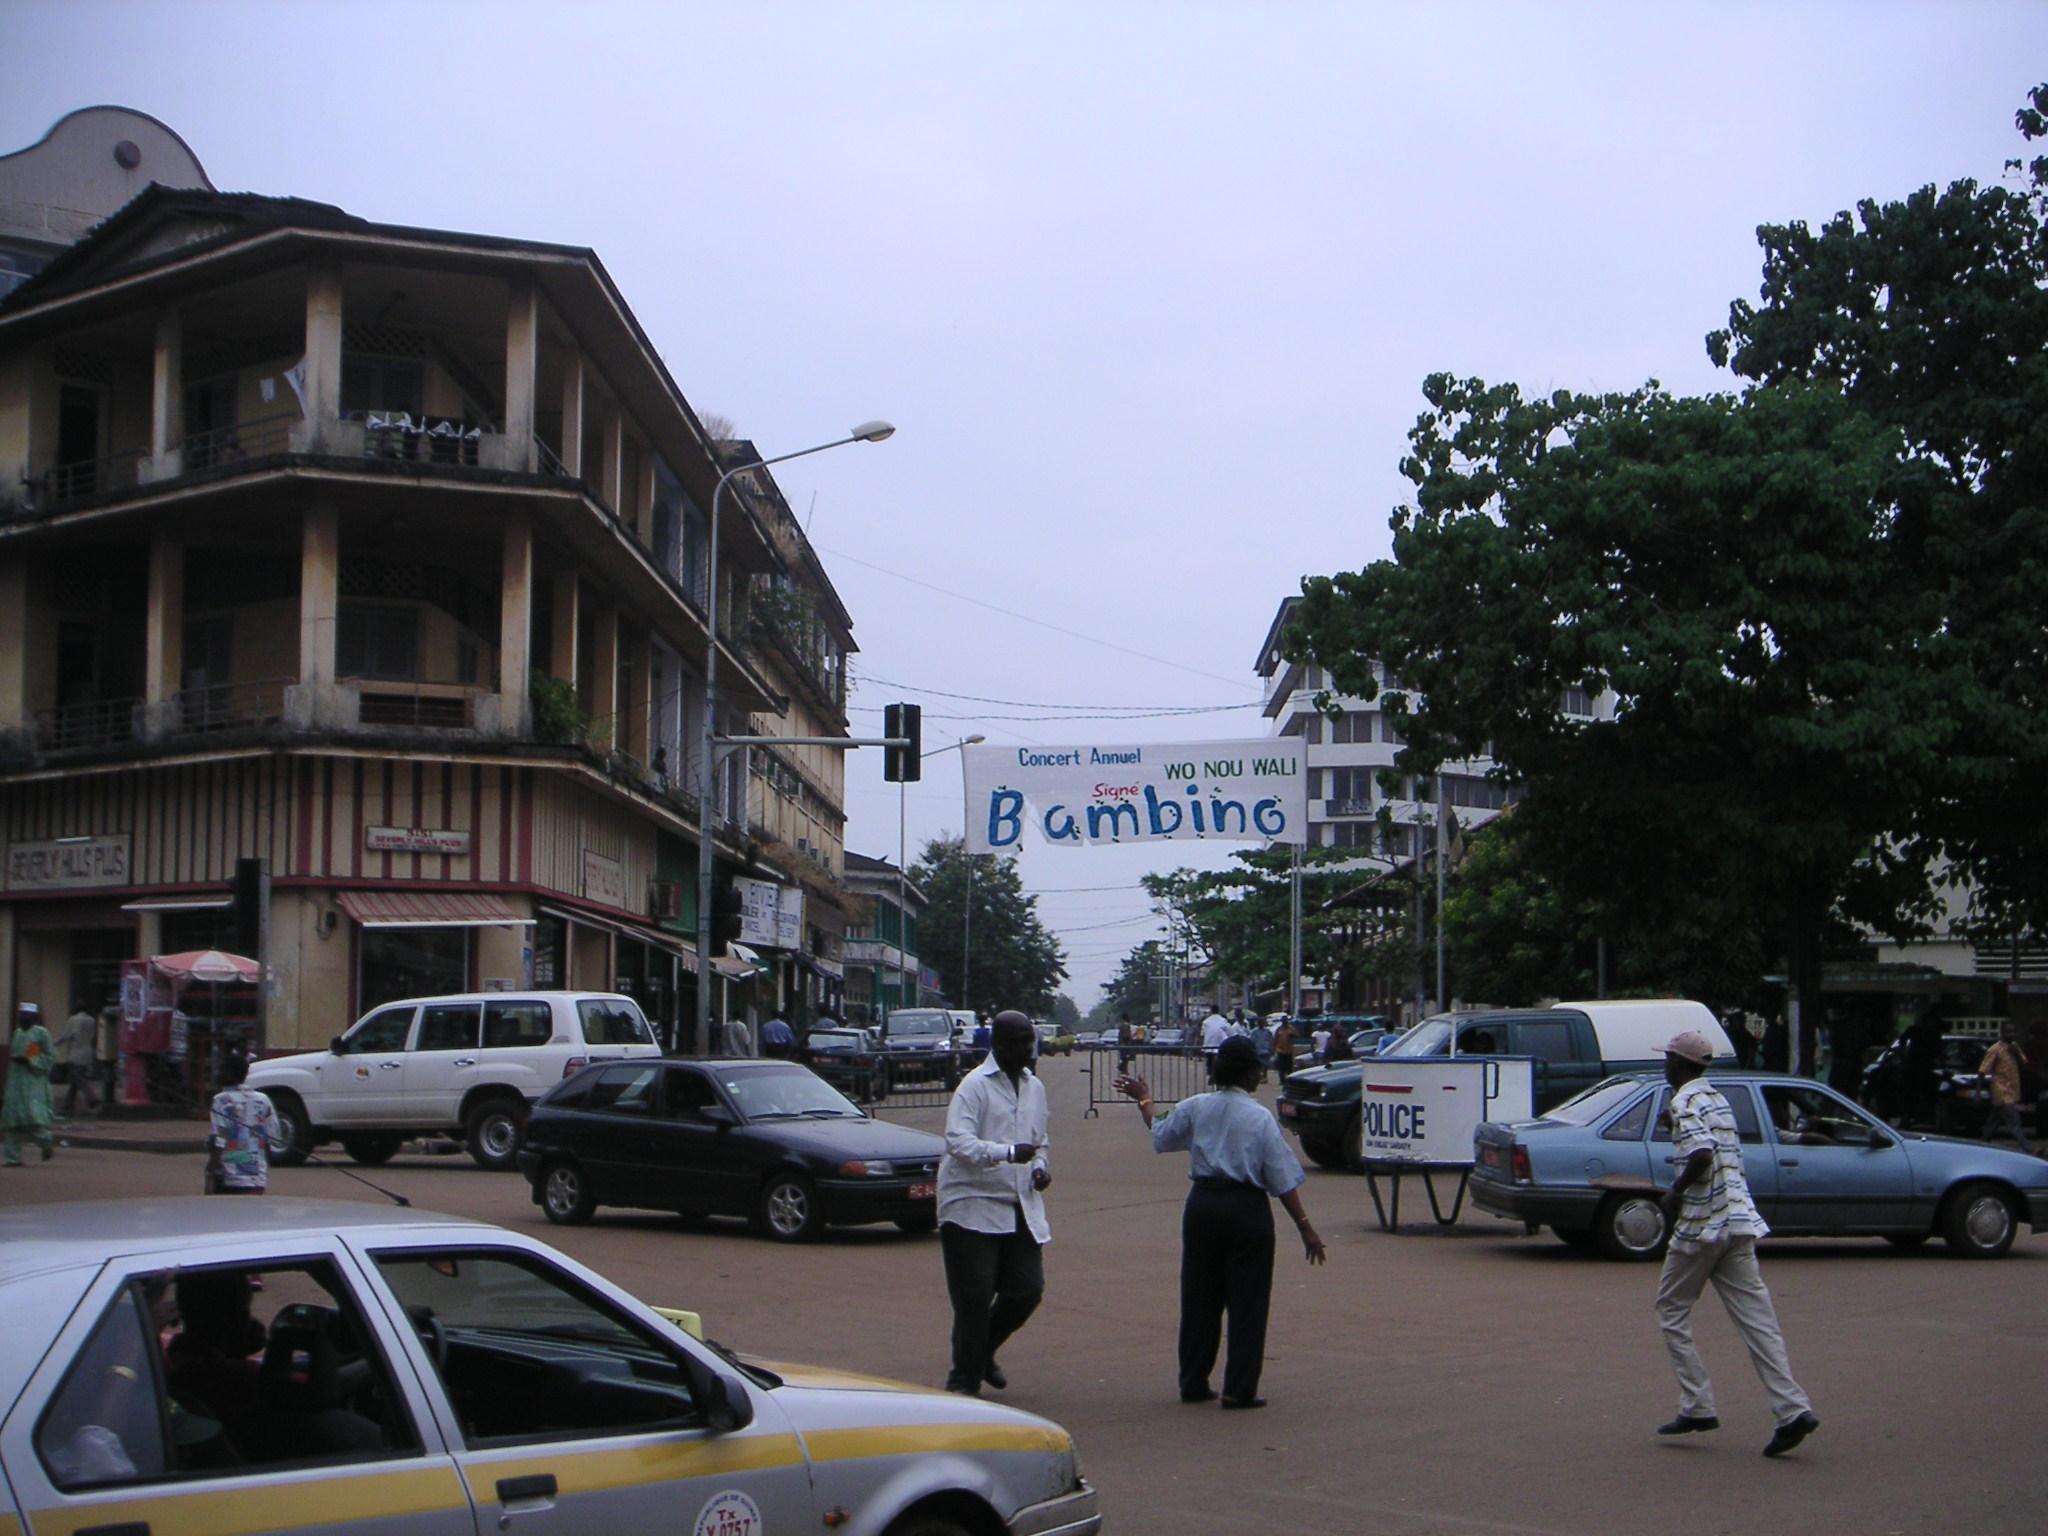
[909,1182,935,1200]
[1278,1100,1296,1118]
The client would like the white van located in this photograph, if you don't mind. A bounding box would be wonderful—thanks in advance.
[247,991,661,1171]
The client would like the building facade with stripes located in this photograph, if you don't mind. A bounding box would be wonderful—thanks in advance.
[0,126,854,1069]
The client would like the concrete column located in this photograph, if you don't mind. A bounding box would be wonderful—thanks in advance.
[503,277,539,472]
[299,499,339,686]
[550,574,579,688]
[144,530,184,733]
[637,437,657,543]
[302,261,344,450]
[629,625,654,761]
[604,409,625,514]
[0,556,28,733]
[148,306,183,478]
[587,603,618,751]
[560,354,585,478]
[499,511,533,736]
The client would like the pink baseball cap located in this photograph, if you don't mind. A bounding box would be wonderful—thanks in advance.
[1660,1030,1716,1065]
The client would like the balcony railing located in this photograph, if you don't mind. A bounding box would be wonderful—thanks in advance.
[34,695,142,753]
[43,448,148,511]
[350,410,484,467]
[158,676,293,735]
[352,680,482,730]
[183,412,297,470]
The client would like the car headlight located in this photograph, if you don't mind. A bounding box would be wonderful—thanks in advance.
[838,1160,895,1177]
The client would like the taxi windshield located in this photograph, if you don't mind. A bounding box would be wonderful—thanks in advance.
[723,1067,862,1120]
[886,1010,951,1039]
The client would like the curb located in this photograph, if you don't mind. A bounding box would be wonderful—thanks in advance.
[57,1132,208,1156]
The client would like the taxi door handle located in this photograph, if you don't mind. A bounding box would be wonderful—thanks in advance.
[453,1057,476,1067]
[379,1061,403,1070]
[498,1473,558,1503]
[79,1524,152,1536]
[1779,1159,1801,1168]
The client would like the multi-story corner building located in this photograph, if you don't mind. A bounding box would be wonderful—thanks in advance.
[840,851,923,1023]
[0,121,850,1076]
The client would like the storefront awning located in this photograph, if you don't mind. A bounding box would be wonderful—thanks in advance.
[727,942,773,973]
[121,896,232,913]
[711,954,764,980]
[538,904,698,973]
[338,891,536,929]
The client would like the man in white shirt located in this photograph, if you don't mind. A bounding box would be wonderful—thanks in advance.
[938,1010,1050,1396]
[1201,1010,1232,1054]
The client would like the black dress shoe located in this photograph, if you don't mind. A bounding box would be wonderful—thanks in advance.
[1180,1387,1217,1404]
[1657,1415,1719,1436]
[1762,1411,1819,1458]
[1219,1396,1267,1410]
[983,1359,1007,1390]
[944,1377,980,1397]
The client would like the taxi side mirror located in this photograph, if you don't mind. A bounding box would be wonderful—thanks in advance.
[701,1368,754,1433]
[330,1036,345,1054]
[1866,1126,1895,1150]
[698,1103,737,1126]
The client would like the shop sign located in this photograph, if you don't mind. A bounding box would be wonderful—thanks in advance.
[735,878,805,949]
[583,849,626,907]
[366,825,471,856]
[4,833,132,891]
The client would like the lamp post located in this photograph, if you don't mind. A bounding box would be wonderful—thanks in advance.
[694,421,893,1055]
[895,734,982,1018]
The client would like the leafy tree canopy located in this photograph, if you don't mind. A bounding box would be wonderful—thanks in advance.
[911,837,1067,1016]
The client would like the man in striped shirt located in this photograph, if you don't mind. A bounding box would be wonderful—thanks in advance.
[1654,1030,1820,1457]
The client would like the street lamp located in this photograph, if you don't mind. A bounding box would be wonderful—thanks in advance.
[896,734,983,1018]
[694,421,894,1054]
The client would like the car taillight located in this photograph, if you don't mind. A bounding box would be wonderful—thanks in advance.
[1510,1145,1532,1183]
[562,1057,587,1079]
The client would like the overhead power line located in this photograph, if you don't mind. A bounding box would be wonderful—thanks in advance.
[857,674,1258,714]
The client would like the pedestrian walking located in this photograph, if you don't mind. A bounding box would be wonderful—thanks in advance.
[4,1003,56,1166]
[720,1014,754,1058]
[1114,1036,1326,1409]
[1200,1008,1231,1054]
[938,1010,1049,1396]
[206,1051,286,1194]
[1976,1023,2035,1155]
[93,1003,121,1114]
[1116,1012,1137,1073]
[1272,1017,1297,1080]
[761,1012,796,1059]
[1652,1029,1819,1457]
[55,1002,97,1115]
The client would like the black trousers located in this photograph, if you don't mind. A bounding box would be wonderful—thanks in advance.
[940,1215,1044,1392]
[1179,1182,1275,1402]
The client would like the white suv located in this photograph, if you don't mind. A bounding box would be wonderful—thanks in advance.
[248,991,662,1171]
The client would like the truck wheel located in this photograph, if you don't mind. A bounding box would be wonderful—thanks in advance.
[1342,1112,1364,1173]
[1594,1192,1669,1261]
[340,1133,403,1166]
[262,1091,312,1167]
[1941,1182,2017,1259]
[465,1097,527,1171]
[1300,1137,1347,1171]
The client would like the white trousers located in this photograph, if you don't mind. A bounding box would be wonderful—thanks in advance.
[1654,1235,1811,1425]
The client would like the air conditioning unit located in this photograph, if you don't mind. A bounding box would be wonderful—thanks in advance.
[651,880,683,919]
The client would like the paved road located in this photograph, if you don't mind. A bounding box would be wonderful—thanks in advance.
[9,1060,2041,1534]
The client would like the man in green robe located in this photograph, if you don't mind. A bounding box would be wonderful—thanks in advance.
[5,1002,56,1165]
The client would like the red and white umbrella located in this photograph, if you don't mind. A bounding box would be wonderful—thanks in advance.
[151,949,261,984]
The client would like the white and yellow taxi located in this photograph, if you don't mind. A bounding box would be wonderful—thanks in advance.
[0,1199,1098,1536]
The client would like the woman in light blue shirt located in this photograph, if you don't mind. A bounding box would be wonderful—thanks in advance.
[1116,1035,1325,1409]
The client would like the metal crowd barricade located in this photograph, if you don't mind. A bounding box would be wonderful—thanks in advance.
[1084,1041,1212,1118]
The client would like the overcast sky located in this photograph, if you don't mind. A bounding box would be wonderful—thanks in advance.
[7,2,2044,1004]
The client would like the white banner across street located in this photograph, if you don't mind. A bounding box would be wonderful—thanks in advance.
[962,739,1307,853]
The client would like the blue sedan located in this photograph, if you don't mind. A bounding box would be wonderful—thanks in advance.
[1471,1071,2048,1261]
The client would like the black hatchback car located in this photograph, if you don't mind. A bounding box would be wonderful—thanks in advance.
[518,1058,946,1241]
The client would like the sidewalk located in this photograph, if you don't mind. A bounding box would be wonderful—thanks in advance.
[52,1114,209,1156]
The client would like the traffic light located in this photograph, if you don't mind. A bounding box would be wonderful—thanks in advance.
[714,870,745,945]
[883,702,922,783]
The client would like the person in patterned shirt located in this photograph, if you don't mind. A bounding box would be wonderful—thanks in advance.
[1653,1030,1820,1458]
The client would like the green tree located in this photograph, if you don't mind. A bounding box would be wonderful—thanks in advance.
[1101,939,1167,1024]
[1050,994,1082,1031]
[1287,375,1950,1041]
[1707,82,2048,947]
[911,837,1067,1015]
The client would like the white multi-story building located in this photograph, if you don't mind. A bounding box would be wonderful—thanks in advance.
[1254,596,1610,861]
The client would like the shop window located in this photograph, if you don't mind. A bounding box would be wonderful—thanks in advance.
[359,929,468,1014]
[371,1251,701,1445]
